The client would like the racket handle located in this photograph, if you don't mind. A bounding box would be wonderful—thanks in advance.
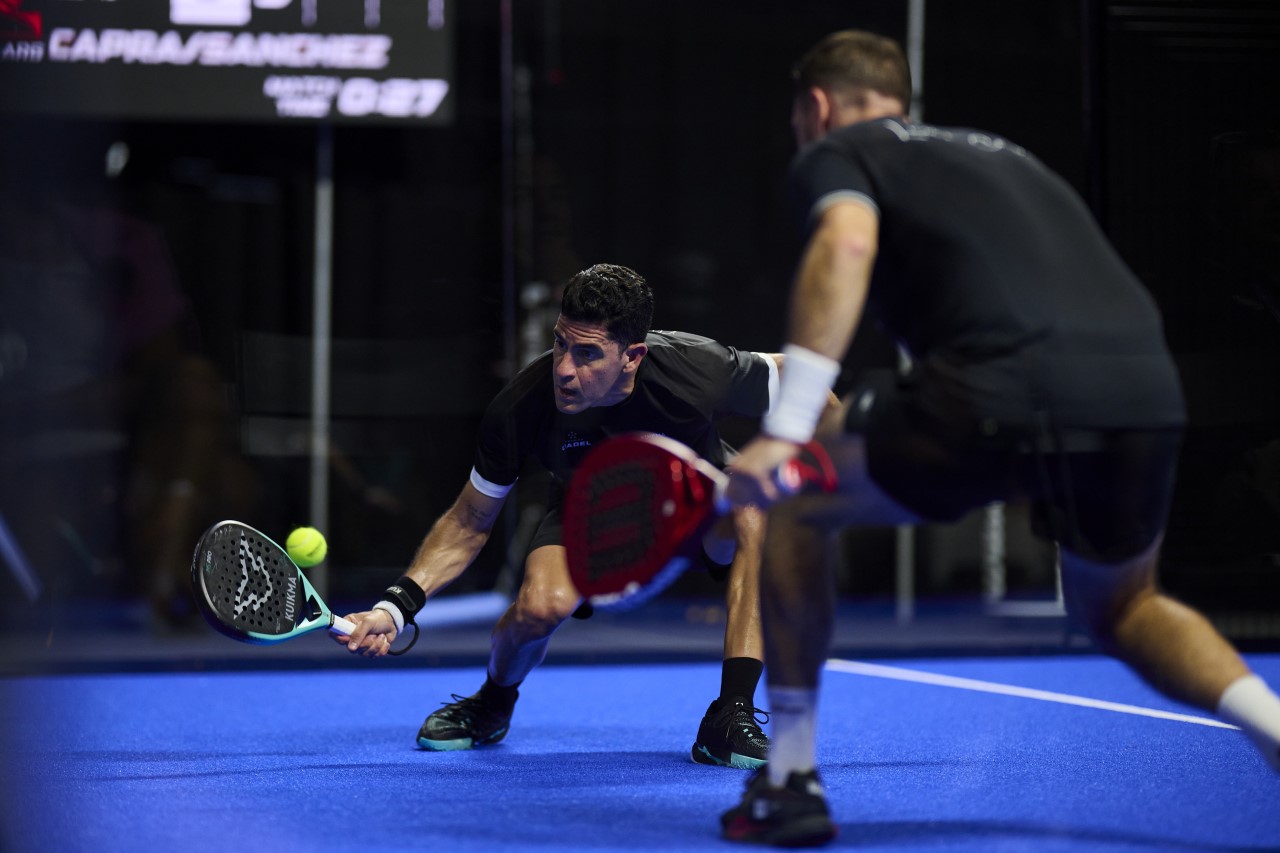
[714,441,835,510]
[776,461,804,494]
[330,615,357,635]
[711,460,801,514]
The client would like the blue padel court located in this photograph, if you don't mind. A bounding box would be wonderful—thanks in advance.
[3,643,1278,852]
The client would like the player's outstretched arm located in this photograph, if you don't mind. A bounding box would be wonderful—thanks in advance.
[335,480,507,657]
[403,480,507,595]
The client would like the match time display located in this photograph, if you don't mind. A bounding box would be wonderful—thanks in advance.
[0,0,454,124]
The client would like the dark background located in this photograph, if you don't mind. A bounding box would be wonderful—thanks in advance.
[2,0,1279,638]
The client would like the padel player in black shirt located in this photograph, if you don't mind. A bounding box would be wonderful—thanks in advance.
[722,29,1280,848]
[339,263,783,771]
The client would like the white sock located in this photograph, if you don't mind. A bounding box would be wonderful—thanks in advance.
[1216,674,1280,771]
[767,686,819,787]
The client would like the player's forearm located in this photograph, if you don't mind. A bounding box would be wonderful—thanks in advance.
[403,498,501,598]
[787,214,874,362]
[762,206,875,444]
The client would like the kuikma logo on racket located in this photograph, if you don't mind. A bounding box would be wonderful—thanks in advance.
[234,533,297,625]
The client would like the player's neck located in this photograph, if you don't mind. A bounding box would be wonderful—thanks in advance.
[597,371,638,408]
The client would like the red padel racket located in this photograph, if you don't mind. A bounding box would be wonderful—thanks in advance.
[190,520,356,644]
[563,433,836,612]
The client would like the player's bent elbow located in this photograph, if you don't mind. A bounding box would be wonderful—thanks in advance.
[833,233,876,266]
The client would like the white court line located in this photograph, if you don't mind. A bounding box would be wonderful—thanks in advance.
[825,659,1239,730]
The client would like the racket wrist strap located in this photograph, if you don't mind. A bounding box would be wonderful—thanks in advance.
[764,345,840,444]
[375,575,427,633]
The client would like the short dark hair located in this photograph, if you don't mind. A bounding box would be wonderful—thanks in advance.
[792,30,912,112]
[560,263,654,346]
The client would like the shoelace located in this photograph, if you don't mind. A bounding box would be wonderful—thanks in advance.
[437,693,490,724]
[722,702,770,737]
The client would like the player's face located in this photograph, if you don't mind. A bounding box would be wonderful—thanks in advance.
[551,316,645,413]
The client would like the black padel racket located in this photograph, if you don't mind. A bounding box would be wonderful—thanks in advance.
[563,433,836,612]
[191,520,356,644]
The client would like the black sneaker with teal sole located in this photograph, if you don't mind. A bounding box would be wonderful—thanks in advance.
[721,767,836,847]
[691,697,770,769]
[416,691,515,751]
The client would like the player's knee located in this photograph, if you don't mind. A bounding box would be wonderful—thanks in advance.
[1065,579,1153,656]
[512,583,579,630]
[1075,607,1124,654]
[1061,547,1162,653]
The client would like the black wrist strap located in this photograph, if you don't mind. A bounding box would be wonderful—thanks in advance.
[384,576,427,657]
[384,576,427,621]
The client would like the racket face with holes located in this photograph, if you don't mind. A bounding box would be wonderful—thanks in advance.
[191,520,338,644]
[563,433,724,612]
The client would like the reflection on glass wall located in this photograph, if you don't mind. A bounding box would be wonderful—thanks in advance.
[1,0,1278,666]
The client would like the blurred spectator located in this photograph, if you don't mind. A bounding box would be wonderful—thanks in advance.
[0,128,258,631]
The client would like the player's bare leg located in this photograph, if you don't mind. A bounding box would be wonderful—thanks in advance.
[1060,540,1280,769]
[721,489,843,844]
[722,506,766,663]
[762,409,923,769]
[723,420,920,845]
[694,506,772,768]
[488,544,581,686]
[417,545,579,751]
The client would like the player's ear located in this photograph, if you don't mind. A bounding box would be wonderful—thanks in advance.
[802,86,833,127]
[622,342,648,373]
[793,86,833,145]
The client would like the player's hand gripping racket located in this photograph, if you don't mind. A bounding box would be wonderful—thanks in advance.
[190,520,356,644]
[563,433,836,613]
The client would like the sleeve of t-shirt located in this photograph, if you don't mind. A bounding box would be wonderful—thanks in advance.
[712,345,777,419]
[787,141,881,233]
[470,360,546,498]
[470,402,520,499]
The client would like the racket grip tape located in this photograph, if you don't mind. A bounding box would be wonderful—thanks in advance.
[330,615,358,635]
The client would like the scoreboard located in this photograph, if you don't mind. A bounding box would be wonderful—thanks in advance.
[0,0,454,124]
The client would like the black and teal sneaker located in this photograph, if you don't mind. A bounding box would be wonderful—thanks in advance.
[721,767,836,847]
[416,691,515,751]
[691,697,770,769]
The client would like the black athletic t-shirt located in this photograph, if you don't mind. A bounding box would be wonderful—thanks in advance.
[788,117,1186,430]
[469,330,776,497]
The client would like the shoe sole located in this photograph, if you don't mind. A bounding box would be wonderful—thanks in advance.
[417,727,509,751]
[691,743,767,770]
[723,814,837,847]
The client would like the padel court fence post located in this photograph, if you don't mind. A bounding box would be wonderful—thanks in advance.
[981,502,1066,618]
[895,526,915,625]
[309,123,334,600]
[895,0,925,624]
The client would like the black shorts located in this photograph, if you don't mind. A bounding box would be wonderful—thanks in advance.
[846,370,1183,564]
[526,485,566,554]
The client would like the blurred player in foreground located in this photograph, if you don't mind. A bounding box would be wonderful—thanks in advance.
[720,29,1280,847]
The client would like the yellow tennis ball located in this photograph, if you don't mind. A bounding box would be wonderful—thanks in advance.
[285,526,327,568]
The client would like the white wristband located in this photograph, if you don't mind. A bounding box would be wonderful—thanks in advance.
[763,344,841,443]
[372,601,405,634]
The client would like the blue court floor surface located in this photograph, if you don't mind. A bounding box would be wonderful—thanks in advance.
[3,652,1278,852]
